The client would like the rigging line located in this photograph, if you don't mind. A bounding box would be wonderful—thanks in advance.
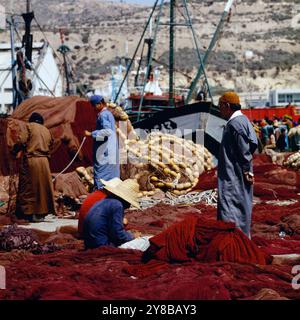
[204,8,233,67]
[0,70,12,90]
[175,1,187,21]
[0,67,13,74]
[38,61,60,86]
[52,137,87,182]
[114,0,160,103]
[137,0,165,122]
[31,66,56,97]
[153,57,193,80]
[34,47,62,85]
[52,72,61,94]
[12,24,23,43]
[33,17,64,64]
[12,22,56,97]
[182,0,213,104]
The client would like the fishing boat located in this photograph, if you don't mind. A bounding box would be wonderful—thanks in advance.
[0,1,77,114]
[113,0,235,156]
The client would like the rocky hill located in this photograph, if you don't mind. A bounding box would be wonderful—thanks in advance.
[1,0,300,102]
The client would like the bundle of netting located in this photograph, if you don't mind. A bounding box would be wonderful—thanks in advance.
[117,129,213,196]
[75,166,94,191]
[288,125,300,138]
[284,151,300,170]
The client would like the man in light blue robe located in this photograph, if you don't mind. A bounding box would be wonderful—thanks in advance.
[217,92,258,238]
[85,95,120,189]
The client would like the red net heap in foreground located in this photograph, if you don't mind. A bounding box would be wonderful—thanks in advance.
[0,137,300,299]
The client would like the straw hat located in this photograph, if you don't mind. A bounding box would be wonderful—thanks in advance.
[100,178,141,209]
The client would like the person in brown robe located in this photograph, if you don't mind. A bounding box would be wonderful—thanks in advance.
[15,112,55,222]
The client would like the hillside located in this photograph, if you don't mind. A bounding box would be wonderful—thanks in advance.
[1,0,300,102]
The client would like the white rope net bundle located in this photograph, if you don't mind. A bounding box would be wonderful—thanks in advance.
[117,128,214,196]
[288,125,300,138]
[73,106,214,197]
[138,189,218,210]
[284,151,300,170]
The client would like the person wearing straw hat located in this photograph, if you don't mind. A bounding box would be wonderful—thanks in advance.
[83,178,141,249]
[217,92,258,238]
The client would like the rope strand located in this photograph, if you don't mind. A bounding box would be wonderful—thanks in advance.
[52,137,87,182]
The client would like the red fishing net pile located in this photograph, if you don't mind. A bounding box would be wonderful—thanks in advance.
[195,154,300,201]
[0,128,300,300]
[1,169,300,300]
[0,244,299,300]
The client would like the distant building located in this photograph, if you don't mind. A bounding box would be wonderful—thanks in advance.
[229,90,300,109]
[0,5,5,30]
[237,91,269,108]
[269,89,300,106]
[0,42,63,114]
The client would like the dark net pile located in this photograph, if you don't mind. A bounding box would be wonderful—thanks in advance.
[0,224,60,255]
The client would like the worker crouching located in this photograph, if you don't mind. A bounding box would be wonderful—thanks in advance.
[83,178,141,249]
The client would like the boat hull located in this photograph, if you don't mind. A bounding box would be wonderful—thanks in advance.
[132,101,226,157]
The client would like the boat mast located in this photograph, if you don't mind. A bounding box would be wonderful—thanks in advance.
[22,0,34,64]
[8,15,17,109]
[169,0,175,107]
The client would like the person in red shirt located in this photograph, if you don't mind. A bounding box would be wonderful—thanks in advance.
[78,188,130,239]
[78,190,107,238]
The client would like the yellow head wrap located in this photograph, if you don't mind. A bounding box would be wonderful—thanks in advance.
[219,91,240,105]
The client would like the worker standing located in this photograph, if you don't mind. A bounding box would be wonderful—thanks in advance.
[14,112,55,222]
[85,95,120,189]
[217,92,258,238]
